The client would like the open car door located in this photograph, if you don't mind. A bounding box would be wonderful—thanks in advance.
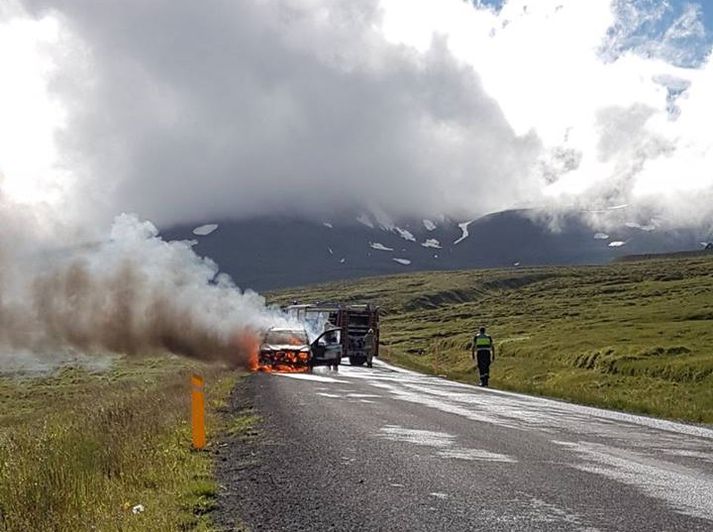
[311,329,343,369]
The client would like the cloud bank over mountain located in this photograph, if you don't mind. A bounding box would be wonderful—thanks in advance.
[3,0,713,232]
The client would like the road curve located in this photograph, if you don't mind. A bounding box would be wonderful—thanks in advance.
[215,361,713,531]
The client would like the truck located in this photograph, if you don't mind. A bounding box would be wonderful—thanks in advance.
[286,303,380,366]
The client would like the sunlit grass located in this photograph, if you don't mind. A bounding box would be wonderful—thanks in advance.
[0,357,240,531]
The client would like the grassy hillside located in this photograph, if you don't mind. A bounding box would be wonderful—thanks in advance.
[272,255,713,424]
[0,356,240,531]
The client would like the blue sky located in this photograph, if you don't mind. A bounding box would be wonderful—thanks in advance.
[475,0,713,66]
[478,0,713,34]
[479,0,713,26]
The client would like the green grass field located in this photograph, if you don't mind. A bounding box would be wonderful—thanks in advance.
[0,356,240,531]
[273,254,713,424]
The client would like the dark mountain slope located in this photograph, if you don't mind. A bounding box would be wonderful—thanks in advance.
[161,210,707,291]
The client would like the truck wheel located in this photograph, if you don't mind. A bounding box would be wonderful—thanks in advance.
[349,357,366,366]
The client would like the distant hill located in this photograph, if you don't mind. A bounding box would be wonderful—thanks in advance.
[161,209,710,291]
[616,248,713,262]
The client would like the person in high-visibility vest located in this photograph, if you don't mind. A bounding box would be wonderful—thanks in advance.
[471,326,495,387]
[364,328,376,368]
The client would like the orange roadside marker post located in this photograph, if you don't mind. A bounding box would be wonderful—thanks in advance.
[191,374,206,449]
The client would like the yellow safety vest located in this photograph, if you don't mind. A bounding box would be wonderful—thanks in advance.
[475,334,492,349]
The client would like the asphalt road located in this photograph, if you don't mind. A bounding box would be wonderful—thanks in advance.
[215,361,713,531]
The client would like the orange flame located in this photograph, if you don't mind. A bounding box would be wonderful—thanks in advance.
[232,329,312,373]
[256,349,311,373]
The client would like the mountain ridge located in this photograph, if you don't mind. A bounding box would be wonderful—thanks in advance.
[161,209,709,291]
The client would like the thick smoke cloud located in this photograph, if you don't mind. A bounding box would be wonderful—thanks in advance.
[15,0,541,227]
[0,206,290,367]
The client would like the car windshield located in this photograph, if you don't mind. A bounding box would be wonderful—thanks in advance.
[264,329,309,345]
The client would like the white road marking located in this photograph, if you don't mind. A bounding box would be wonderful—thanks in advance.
[379,425,516,463]
[347,361,713,440]
[436,448,516,463]
[554,440,713,520]
[276,373,349,384]
[379,426,454,448]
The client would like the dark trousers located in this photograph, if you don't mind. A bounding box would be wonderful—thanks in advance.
[476,350,491,386]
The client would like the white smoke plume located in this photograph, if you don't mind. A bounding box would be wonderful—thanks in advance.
[0,207,290,367]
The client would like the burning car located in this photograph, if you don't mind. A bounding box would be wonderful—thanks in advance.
[258,327,342,372]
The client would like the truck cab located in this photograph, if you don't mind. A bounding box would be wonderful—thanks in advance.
[286,303,379,366]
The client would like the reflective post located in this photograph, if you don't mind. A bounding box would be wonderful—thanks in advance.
[191,374,206,449]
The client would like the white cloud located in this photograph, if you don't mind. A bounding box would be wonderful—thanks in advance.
[3,0,713,232]
[0,3,67,207]
[9,0,539,229]
[381,0,713,228]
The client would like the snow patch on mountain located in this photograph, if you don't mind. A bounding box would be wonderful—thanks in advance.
[423,219,437,231]
[373,211,396,231]
[323,222,333,229]
[393,258,411,265]
[192,224,218,236]
[421,239,441,249]
[394,227,416,242]
[357,214,374,229]
[585,203,630,214]
[370,242,394,252]
[594,233,609,240]
[454,221,474,245]
[625,222,656,231]
[609,241,627,247]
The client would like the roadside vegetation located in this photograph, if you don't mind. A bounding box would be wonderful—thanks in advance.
[273,254,713,424]
[0,356,240,531]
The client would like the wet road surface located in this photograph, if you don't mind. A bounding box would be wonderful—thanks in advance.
[215,361,713,531]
